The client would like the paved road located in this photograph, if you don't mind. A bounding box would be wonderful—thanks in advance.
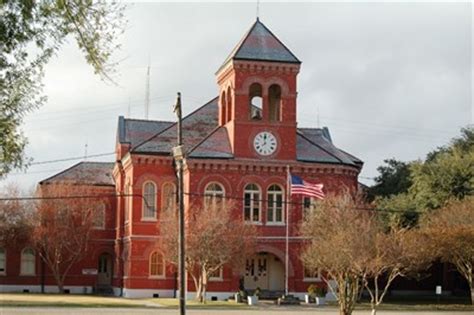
[1,308,472,315]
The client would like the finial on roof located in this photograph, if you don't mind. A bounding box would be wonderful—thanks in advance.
[256,0,260,20]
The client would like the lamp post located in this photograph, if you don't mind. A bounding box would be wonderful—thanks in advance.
[173,92,186,315]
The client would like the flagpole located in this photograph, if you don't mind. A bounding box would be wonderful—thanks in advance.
[285,165,290,296]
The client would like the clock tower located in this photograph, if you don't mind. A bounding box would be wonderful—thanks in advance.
[216,19,301,160]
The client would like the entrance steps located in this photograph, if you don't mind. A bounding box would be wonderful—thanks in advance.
[247,289,285,300]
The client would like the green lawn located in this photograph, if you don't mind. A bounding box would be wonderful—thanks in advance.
[0,293,246,309]
[0,293,472,312]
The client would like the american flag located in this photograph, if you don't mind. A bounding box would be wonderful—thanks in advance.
[290,174,325,199]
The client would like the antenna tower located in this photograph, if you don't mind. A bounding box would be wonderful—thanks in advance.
[145,65,150,119]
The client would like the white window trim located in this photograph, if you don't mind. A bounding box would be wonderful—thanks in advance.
[303,266,321,281]
[209,267,224,282]
[0,248,6,275]
[204,182,225,208]
[243,184,262,224]
[266,222,286,226]
[20,248,35,276]
[267,185,285,224]
[149,251,165,278]
[142,181,157,221]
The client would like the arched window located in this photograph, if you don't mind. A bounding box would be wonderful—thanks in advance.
[21,248,35,275]
[268,84,282,122]
[303,197,318,220]
[0,248,5,274]
[220,91,227,125]
[125,181,132,223]
[204,182,225,209]
[244,184,261,223]
[161,182,176,212]
[267,184,284,224]
[93,203,106,229]
[149,251,165,277]
[143,181,157,220]
[226,87,232,123]
[249,83,263,120]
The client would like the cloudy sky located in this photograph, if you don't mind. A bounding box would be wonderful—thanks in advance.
[3,1,472,191]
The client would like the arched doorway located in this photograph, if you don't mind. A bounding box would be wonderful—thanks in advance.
[97,253,113,286]
[243,252,285,291]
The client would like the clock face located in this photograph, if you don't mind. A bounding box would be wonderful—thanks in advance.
[253,132,277,156]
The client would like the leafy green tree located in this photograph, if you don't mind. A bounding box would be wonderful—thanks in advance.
[368,158,412,200]
[372,127,473,226]
[0,0,124,177]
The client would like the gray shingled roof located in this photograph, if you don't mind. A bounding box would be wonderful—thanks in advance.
[116,97,362,168]
[117,116,173,147]
[297,129,362,166]
[130,98,221,154]
[40,162,115,186]
[220,19,301,69]
[188,127,233,158]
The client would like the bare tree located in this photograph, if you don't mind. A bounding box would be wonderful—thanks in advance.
[362,226,432,315]
[34,185,105,293]
[0,184,34,246]
[161,201,257,303]
[301,193,375,315]
[421,197,474,305]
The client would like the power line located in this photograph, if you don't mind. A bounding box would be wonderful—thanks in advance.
[8,169,63,176]
[29,152,114,166]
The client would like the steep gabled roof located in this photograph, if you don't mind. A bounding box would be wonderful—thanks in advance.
[40,162,115,186]
[220,19,301,70]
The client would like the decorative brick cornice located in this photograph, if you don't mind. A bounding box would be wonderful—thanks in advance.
[185,159,360,177]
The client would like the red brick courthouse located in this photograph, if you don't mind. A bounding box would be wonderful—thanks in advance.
[1,20,363,298]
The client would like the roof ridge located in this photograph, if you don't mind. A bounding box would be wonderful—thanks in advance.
[131,97,219,153]
[298,127,323,131]
[218,20,258,72]
[124,118,174,124]
[254,20,301,64]
[39,161,85,184]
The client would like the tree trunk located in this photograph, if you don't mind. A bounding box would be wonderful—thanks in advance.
[196,276,203,303]
[470,284,473,306]
[58,280,64,294]
[371,309,377,315]
[200,267,208,304]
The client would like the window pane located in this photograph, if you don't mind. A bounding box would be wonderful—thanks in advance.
[150,252,164,276]
[143,182,156,219]
[21,248,35,275]
[162,183,176,212]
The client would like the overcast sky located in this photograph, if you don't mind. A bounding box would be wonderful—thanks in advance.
[2,1,472,191]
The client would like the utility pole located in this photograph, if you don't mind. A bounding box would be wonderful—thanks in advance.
[172,92,186,315]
